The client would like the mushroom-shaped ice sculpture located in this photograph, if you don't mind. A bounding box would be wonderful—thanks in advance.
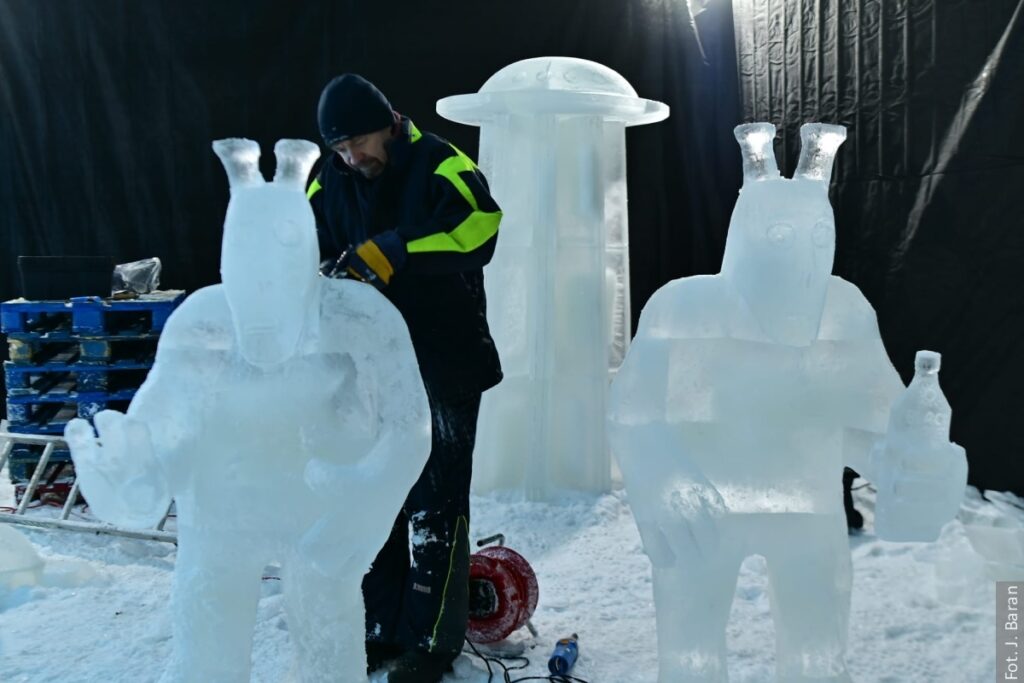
[438,57,668,500]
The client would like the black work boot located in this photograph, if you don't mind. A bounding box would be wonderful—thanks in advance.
[843,467,864,532]
[386,650,454,683]
[366,642,403,674]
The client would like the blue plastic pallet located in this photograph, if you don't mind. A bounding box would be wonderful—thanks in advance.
[1,291,185,336]
[7,333,159,365]
[6,389,137,435]
[5,360,153,395]
[7,443,73,484]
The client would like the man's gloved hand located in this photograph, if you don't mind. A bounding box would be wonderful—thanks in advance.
[344,230,407,288]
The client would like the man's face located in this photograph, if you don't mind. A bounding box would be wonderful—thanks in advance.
[331,126,393,178]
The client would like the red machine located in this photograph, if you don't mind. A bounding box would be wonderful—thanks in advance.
[466,534,539,644]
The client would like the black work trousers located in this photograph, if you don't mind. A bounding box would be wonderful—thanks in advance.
[362,390,481,660]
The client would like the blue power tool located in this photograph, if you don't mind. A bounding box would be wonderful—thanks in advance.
[548,633,579,675]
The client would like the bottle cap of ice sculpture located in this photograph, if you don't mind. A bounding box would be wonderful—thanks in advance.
[914,350,941,376]
[437,57,669,126]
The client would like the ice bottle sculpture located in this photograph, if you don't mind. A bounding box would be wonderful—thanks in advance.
[608,122,968,682]
[65,138,431,683]
[437,57,669,499]
[872,351,968,541]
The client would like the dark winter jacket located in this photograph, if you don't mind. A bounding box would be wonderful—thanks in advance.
[307,117,503,398]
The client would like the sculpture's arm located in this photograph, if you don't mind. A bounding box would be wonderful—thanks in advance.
[65,289,226,527]
[608,331,725,567]
[818,278,906,481]
[301,283,432,574]
[124,347,220,493]
[841,334,914,483]
[304,286,431,495]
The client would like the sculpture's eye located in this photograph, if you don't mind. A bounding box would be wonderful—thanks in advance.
[766,222,793,244]
[812,219,834,247]
[274,219,302,246]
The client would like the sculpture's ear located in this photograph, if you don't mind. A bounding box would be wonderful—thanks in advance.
[212,138,264,189]
[794,123,846,187]
[273,139,321,190]
[733,122,780,185]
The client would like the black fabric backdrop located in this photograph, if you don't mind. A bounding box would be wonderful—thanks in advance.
[734,0,1024,495]
[1,1,1019,494]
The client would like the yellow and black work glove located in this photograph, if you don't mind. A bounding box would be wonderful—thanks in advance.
[344,230,408,289]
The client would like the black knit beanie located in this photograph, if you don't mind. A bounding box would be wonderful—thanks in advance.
[317,74,394,147]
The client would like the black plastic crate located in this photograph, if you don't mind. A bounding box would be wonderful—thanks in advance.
[17,256,114,301]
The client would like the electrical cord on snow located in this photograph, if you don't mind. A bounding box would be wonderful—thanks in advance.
[463,639,590,683]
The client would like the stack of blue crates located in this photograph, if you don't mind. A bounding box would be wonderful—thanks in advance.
[1,291,185,496]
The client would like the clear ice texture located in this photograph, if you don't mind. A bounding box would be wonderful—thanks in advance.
[871,351,969,541]
[0,524,43,659]
[65,138,431,683]
[0,524,43,596]
[437,57,669,499]
[608,122,968,682]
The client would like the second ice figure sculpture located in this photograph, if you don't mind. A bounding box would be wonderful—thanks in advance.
[64,139,431,683]
[0,525,44,659]
[608,123,967,682]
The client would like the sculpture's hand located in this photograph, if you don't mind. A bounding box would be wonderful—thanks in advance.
[65,410,171,528]
[298,509,384,578]
[300,456,404,576]
[632,481,727,568]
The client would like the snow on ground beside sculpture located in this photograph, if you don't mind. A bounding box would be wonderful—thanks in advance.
[0,476,1007,682]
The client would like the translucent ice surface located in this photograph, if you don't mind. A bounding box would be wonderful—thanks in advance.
[438,57,668,499]
[0,524,43,659]
[608,123,968,682]
[872,351,970,541]
[66,138,431,683]
[0,524,43,595]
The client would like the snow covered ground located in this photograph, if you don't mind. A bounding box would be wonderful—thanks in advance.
[0,470,1012,682]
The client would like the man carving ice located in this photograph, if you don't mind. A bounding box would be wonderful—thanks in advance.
[608,122,968,682]
[308,73,503,682]
[65,138,432,683]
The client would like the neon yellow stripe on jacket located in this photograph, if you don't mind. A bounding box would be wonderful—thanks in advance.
[306,177,322,200]
[406,210,501,254]
[406,145,499,254]
[433,146,480,209]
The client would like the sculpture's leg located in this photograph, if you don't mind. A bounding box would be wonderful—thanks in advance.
[651,548,742,682]
[765,514,853,683]
[284,559,367,683]
[163,532,265,683]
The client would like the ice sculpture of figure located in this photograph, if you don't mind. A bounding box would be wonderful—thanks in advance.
[437,57,668,499]
[0,524,43,658]
[0,523,43,597]
[64,138,431,683]
[608,123,968,682]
